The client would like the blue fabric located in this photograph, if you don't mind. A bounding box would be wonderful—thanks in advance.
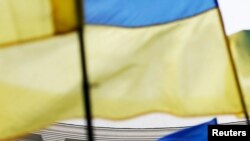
[158,118,217,141]
[85,0,217,27]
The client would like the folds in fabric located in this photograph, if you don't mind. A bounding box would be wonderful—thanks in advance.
[0,33,83,140]
[84,0,242,118]
[0,0,54,45]
[0,0,78,46]
[0,0,80,139]
[51,0,78,33]
[230,30,250,115]
[87,9,241,118]
[0,9,243,140]
[0,0,246,140]
[85,0,217,27]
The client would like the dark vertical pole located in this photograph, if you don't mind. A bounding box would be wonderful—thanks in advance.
[216,0,250,125]
[76,0,95,140]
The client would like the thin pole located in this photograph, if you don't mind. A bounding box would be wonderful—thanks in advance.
[216,0,250,125]
[76,0,95,140]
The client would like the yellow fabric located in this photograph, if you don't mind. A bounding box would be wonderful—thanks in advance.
[0,0,78,46]
[51,0,78,33]
[230,31,250,115]
[0,33,83,140]
[87,9,241,118]
[0,9,244,140]
[0,0,54,45]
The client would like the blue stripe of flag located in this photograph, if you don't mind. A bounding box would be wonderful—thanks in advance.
[85,0,217,27]
[158,118,217,141]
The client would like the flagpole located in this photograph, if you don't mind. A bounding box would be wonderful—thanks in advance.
[216,0,250,125]
[76,0,95,140]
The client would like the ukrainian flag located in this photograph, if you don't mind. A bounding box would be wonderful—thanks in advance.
[85,0,241,118]
[0,0,246,140]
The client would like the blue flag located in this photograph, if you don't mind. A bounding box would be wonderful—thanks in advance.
[158,118,217,141]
